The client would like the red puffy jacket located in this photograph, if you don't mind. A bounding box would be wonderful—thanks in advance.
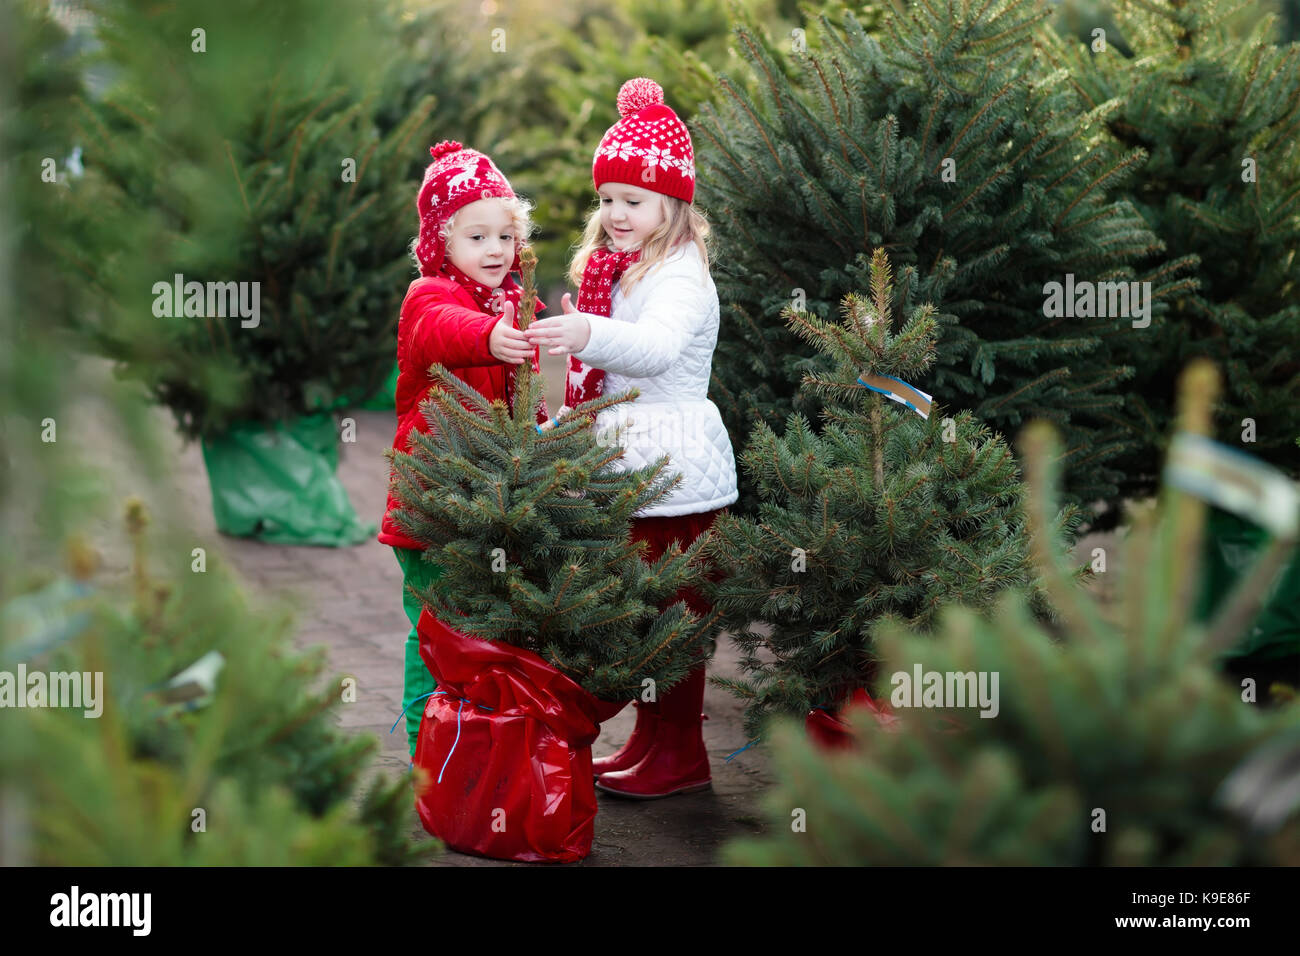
[378,276,549,550]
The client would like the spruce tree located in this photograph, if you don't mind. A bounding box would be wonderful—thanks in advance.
[486,0,755,293]
[723,363,1300,867]
[704,250,1081,740]
[70,0,430,439]
[372,0,495,181]
[387,249,717,701]
[1040,0,1300,494]
[695,0,1188,517]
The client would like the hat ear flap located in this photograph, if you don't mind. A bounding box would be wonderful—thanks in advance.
[415,212,447,277]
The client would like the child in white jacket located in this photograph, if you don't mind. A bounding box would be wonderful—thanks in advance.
[524,78,738,799]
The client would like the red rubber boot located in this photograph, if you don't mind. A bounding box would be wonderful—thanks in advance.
[595,665,710,799]
[592,701,661,776]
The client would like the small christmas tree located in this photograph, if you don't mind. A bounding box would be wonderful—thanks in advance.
[696,0,1188,516]
[58,0,437,543]
[705,250,1081,740]
[723,362,1300,867]
[388,247,717,700]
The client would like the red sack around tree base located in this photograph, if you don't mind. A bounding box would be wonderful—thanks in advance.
[805,688,900,749]
[413,609,605,863]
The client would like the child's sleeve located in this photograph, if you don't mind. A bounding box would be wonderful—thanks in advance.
[404,282,501,372]
[571,273,706,378]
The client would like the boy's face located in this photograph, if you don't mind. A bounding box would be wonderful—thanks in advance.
[598,183,666,251]
[446,198,516,288]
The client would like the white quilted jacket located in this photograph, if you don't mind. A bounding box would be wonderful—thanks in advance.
[571,242,739,518]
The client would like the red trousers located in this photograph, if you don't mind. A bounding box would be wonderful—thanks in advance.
[629,507,726,618]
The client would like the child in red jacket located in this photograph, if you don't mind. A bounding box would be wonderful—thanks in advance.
[379,141,549,758]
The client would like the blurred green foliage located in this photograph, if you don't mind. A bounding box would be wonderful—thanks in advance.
[66,0,433,439]
[6,505,430,865]
[1,0,431,867]
[726,365,1300,866]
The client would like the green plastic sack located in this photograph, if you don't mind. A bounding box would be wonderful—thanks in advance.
[358,362,399,411]
[200,414,376,546]
[1196,507,1300,661]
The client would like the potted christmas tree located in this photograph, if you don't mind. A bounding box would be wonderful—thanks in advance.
[388,248,719,863]
[704,249,1082,743]
[70,0,431,545]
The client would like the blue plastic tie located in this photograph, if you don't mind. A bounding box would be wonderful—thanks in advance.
[393,690,495,784]
[438,697,466,784]
[724,737,760,763]
[389,691,437,734]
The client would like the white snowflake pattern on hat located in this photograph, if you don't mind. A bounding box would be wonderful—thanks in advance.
[643,145,676,170]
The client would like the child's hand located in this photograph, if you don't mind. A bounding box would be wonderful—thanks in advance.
[489,301,531,365]
[523,294,592,356]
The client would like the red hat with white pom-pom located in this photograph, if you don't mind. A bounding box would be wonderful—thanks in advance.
[592,78,695,203]
[414,140,518,276]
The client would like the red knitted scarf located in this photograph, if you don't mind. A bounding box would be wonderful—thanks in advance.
[439,260,524,316]
[565,245,641,407]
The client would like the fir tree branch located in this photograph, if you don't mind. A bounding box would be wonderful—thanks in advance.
[1053,149,1146,230]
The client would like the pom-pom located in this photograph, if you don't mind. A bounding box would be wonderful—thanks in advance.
[430,140,464,161]
[616,78,664,118]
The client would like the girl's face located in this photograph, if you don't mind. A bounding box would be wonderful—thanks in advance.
[446,198,516,288]
[599,183,666,251]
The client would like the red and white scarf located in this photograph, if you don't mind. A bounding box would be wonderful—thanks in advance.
[439,260,525,316]
[438,261,548,421]
[565,245,641,407]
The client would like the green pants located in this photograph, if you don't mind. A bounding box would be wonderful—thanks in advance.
[393,547,444,757]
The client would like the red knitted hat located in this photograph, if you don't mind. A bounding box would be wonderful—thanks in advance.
[592,78,695,204]
[414,141,518,276]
